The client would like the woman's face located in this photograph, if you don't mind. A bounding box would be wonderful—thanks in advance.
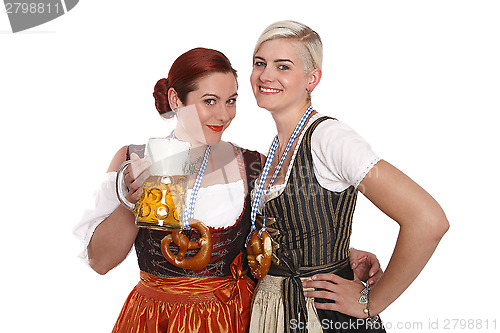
[250,39,310,113]
[175,72,238,145]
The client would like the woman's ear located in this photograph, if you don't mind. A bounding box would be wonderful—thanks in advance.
[167,88,182,111]
[306,68,322,92]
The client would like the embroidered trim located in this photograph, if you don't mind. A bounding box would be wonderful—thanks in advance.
[354,156,381,188]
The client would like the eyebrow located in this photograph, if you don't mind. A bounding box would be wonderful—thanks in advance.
[201,93,219,99]
[254,56,294,64]
[201,92,238,99]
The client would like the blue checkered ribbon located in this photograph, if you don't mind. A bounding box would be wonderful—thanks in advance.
[250,106,314,234]
[182,145,211,230]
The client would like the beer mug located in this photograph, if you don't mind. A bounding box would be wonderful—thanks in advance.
[116,137,191,230]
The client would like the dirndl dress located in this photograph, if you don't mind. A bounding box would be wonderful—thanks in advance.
[109,145,262,333]
[249,116,386,333]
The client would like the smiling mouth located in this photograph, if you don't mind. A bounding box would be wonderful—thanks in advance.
[259,86,282,94]
[207,125,224,132]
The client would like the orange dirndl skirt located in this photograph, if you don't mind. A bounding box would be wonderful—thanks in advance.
[112,254,255,333]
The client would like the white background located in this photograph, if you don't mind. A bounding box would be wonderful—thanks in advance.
[1,1,499,332]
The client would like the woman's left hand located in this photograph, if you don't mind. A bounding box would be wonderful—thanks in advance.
[349,248,383,286]
[302,273,368,318]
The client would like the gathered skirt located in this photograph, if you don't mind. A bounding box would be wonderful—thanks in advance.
[249,275,324,333]
[112,255,255,333]
[249,274,386,333]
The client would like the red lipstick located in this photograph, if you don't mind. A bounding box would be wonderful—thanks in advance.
[207,125,224,132]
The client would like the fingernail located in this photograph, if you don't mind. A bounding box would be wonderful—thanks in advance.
[311,275,317,280]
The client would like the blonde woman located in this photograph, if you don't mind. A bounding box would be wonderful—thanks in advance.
[247,20,449,333]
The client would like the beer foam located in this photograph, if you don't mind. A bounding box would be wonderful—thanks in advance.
[147,137,191,176]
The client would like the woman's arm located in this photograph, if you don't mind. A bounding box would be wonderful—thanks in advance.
[87,147,150,275]
[304,160,449,317]
[359,160,449,315]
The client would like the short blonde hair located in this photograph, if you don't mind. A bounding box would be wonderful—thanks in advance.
[253,20,323,72]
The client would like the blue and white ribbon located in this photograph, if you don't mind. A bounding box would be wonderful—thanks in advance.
[250,106,314,234]
[183,145,211,230]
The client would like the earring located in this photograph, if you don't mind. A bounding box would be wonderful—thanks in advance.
[306,90,312,103]
[173,108,178,113]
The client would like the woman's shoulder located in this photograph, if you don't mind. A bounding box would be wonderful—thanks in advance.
[310,114,354,133]
[224,142,263,173]
[307,114,380,188]
[106,144,146,172]
[106,145,129,172]
[309,115,367,146]
[225,141,262,157]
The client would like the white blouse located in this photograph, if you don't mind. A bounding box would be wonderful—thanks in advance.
[73,173,245,263]
[262,113,380,204]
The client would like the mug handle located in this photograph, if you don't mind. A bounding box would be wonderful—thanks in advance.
[116,160,136,211]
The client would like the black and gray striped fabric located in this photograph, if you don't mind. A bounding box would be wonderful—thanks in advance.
[262,116,385,333]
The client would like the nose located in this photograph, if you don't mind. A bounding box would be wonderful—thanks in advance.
[215,103,232,123]
[257,65,274,83]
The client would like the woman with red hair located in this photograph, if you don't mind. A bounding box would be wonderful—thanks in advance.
[74,47,381,332]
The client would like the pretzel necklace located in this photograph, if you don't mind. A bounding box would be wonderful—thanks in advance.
[246,229,272,279]
[161,219,212,270]
[161,144,213,270]
[247,106,314,279]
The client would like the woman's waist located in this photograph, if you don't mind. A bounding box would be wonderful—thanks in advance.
[266,239,351,273]
[137,269,255,303]
[268,256,352,278]
[140,271,244,292]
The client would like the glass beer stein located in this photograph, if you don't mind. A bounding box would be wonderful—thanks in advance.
[116,137,191,230]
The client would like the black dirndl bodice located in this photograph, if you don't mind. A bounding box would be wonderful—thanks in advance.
[127,144,262,278]
[261,116,385,332]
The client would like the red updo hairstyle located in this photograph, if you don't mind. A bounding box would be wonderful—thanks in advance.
[153,47,238,119]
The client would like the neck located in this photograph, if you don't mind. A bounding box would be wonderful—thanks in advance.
[173,126,208,150]
[271,102,312,146]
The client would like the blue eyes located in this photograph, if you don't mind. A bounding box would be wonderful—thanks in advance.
[253,61,290,70]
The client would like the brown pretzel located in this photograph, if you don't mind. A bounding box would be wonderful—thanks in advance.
[246,230,272,279]
[161,219,213,270]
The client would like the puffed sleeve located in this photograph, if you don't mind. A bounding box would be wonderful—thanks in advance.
[73,172,120,263]
[310,119,380,192]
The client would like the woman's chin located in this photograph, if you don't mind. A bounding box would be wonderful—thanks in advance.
[204,133,224,146]
[255,100,276,112]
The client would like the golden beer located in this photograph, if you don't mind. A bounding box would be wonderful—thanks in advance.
[133,175,189,230]
[116,137,192,230]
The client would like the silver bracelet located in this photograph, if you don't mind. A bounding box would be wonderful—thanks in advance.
[359,284,380,326]
[359,285,371,317]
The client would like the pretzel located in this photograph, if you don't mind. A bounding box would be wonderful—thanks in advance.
[246,230,272,279]
[161,219,213,270]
